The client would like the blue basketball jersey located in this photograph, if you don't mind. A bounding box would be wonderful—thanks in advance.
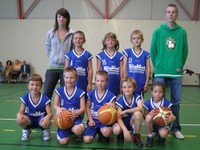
[143,98,172,111]
[87,89,116,120]
[55,86,85,121]
[96,50,123,95]
[115,94,141,118]
[65,49,93,92]
[20,93,51,117]
[123,48,150,94]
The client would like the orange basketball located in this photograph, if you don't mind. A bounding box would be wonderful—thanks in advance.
[98,104,117,125]
[153,106,172,126]
[54,110,74,130]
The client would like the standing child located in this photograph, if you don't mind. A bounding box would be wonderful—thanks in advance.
[143,81,176,148]
[123,30,151,98]
[96,32,123,96]
[83,70,116,144]
[112,77,144,148]
[65,31,93,93]
[53,67,85,145]
[16,74,52,141]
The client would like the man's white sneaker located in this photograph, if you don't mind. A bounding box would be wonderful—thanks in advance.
[174,131,184,140]
[43,129,51,141]
[21,129,31,141]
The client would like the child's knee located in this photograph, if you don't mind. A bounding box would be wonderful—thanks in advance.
[58,137,69,145]
[83,136,93,144]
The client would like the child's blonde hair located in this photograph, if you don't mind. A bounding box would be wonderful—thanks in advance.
[120,76,137,89]
[95,70,109,83]
[28,74,43,85]
[102,32,119,51]
[130,29,144,41]
[64,67,78,79]
[73,30,86,41]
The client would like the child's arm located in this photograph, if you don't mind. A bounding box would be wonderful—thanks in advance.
[122,99,143,114]
[122,55,128,79]
[40,103,52,128]
[117,106,132,142]
[143,58,151,93]
[119,59,123,81]
[72,96,85,118]
[65,58,70,69]
[86,100,95,126]
[53,94,64,115]
[87,59,93,92]
[96,58,101,72]
[16,102,26,122]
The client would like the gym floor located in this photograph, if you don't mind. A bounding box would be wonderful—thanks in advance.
[0,83,199,150]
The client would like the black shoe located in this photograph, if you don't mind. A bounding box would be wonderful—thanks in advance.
[98,131,110,143]
[158,136,166,144]
[74,135,83,142]
[145,137,153,148]
[117,133,124,142]
[133,133,144,148]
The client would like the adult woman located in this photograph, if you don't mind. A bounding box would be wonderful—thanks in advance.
[43,8,74,99]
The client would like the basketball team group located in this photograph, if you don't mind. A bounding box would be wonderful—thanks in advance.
[16,3,188,149]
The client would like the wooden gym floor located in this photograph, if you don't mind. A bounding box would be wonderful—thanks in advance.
[0,83,199,150]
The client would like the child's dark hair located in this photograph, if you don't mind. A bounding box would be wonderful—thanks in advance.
[151,81,165,93]
[28,74,43,85]
[102,32,119,51]
[64,67,78,78]
[95,70,109,82]
[54,8,70,32]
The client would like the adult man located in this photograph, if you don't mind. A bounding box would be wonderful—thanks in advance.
[150,3,188,140]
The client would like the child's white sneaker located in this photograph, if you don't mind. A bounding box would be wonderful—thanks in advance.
[21,129,31,141]
[43,129,51,141]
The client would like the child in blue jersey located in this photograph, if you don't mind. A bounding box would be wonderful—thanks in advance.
[83,70,116,144]
[65,31,93,93]
[16,74,52,141]
[143,81,176,148]
[96,32,123,96]
[53,67,86,145]
[112,77,144,148]
[123,30,151,99]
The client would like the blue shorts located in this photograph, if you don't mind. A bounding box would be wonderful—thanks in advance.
[122,116,132,131]
[83,119,110,137]
[26,115,45,129]
[153,124,170,133]
[57,118,83,139]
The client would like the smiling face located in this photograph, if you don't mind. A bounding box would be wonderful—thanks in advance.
[152,85,164,103]
[64,71,77,88]
[28,80,42,95]
[57,14,68,27]
[73,32,85,48]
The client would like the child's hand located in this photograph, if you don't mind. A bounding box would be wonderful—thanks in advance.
[150,109,157,117]
[123,129,132,142]
[165,111,175,124]
[40,116,51,128]
[69,110,76,120]
[16,114,25,124]
[56,107,65,117]
[106,102,115,108]
[88,119,95,127]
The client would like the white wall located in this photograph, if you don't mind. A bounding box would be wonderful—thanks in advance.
[0,19,199,85]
